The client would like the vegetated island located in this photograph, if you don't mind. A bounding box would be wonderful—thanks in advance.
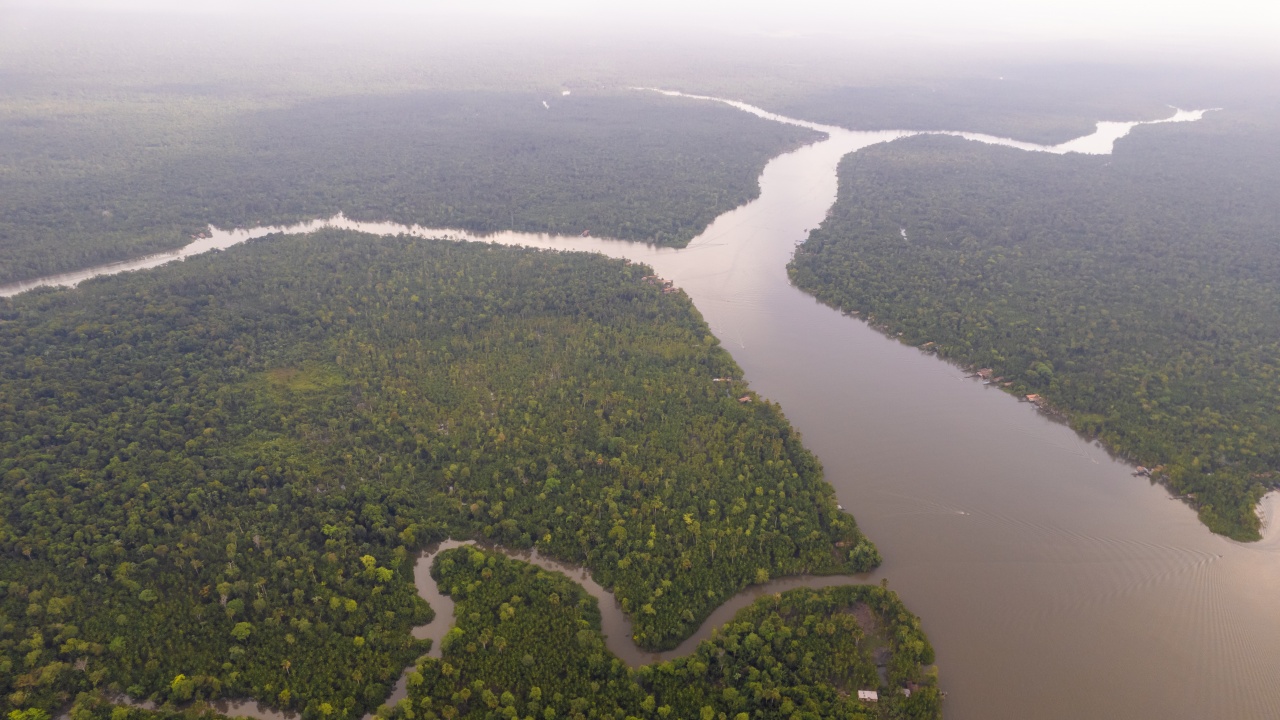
[0,91,819,286]
[788,110,1280,540]
[1,230,884,718]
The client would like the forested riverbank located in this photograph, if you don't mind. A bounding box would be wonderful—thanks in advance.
[0,91,815,285]
[789,105,1280,540]
[11,547,941,720]
[0,231,880,717]
[771,65,1251,145]
[396,546,939,720]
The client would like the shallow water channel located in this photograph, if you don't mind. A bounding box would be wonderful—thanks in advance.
[12,94,1279,720]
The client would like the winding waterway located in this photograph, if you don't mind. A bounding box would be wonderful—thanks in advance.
[11,94,1279,720]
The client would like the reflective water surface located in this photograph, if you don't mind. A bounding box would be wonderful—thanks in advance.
[18,96,1278,720]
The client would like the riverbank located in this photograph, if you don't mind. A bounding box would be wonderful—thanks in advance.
[92,538,880,720]
[16,92,1280,720]
[786,107,1273,542]
[0,94,1212,301]
[407,539,872,666]
[401,543,940,720]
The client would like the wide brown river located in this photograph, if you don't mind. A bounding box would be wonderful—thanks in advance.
[10,94,1277,720]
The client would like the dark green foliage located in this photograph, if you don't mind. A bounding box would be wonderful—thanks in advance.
[0,91,816,285]
[789,109,1280,540]
[412,547,644,718]
[0,231,875,715]
[398,547,939,720]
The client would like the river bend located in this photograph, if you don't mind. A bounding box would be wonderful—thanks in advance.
[12,93,1278,720]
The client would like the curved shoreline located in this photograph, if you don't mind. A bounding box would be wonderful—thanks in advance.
[1,90,1233,535]
[637,88,1214,155]
[24,94,1254,717]
[0,94,1213,300]
[407,539,870,666]
[104,540,869,720]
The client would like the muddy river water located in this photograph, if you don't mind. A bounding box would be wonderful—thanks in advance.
[13,94,1277,720]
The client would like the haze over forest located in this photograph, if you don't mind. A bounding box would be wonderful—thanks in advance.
[2,3,1279,720]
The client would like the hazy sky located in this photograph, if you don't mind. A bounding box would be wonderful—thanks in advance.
[10,0,1280,48]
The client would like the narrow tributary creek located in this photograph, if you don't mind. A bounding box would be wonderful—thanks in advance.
[20,92,1280,720]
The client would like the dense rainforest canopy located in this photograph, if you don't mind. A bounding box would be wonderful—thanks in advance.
[10,548,940,720]
[394,546,939,720]
[0,231,879,717]
[0,91,816,285]
[788,106,1280,540]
